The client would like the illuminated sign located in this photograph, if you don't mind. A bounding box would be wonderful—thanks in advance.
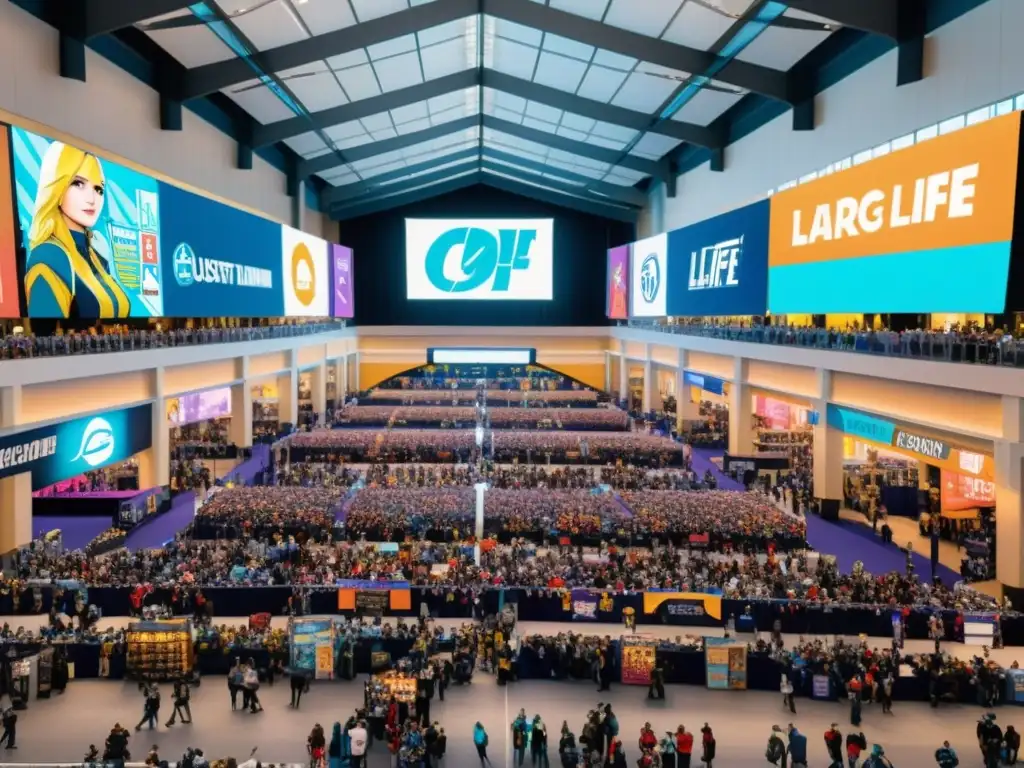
[826,405,895,445]
[894,430,951,461]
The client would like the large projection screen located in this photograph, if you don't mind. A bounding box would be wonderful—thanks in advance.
[405,218,553,300]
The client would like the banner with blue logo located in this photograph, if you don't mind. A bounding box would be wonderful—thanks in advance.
[405,219,554,300]
[158,184,284,317]
[10,127,164,318]
[666,200,770,317]
[826,405,896,444]
[570,589,600,620]
[683,371,726,396]
[630,232,668,317]
[0,404,152,490]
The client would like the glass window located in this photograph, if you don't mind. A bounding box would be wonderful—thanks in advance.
[853,150,873,165]
[838,157,852,170]
[916,124,939,142]
[967,106,993,125]
[939,114,966,134]
[997,98,1015,115]
[891,133,914,151]
[1016,94,1024,111]
[799,172,818,183]
[873,142,890,158]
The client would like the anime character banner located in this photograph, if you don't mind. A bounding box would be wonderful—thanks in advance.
[10,127,163,318]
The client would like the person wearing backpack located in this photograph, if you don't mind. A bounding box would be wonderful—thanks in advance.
[846,732,867,768]
[766,726,787,768]
[512,710,529,768]
[474,722,492,766]
[935,741,958,768]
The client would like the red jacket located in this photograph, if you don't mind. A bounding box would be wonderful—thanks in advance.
[676,732,693,754]
[640,730,657,750]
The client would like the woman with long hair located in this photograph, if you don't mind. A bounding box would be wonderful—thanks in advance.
[327,722,343,768]
[24,141,130,318]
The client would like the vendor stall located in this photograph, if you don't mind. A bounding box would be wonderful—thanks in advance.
[126,620,192,682]
[620,635,657,685]
[288,618,335,680]
[705,637,747,690]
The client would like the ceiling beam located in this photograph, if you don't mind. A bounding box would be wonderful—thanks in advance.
[173,0,478,100]
[321,147,481,207]
[70,0,194,39]
[480,171,638,223]
[255,68,721,150]
[482,149,645,206]
[333,173,482,221]
[301,116,480,176]
[782,0,900,38]
[329,159,481,209]
[481,0,792,103]
[482,115,662,178]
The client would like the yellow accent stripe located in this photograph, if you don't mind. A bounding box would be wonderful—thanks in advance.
[90,250,131,318]
[25,263,72,318]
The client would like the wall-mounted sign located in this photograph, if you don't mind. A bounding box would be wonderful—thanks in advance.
[826,405,896,445]
[894,429,951,461]
[683,371,726,396]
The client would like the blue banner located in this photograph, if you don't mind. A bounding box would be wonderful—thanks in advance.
[826,405,896,444]
[683,371,725,396]
[0,405,152,490]
[158,184,284,317]
[571,589,599,620]
[10,128,164,318]
[665,200,769,317]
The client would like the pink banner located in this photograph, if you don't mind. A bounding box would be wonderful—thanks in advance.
[755,396,792,431]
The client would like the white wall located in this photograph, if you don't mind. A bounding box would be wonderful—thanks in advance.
[0,1,334,240]
[643,0,1024,233]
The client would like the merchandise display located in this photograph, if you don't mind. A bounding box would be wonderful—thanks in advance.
[369,669,417,704]
[126,620,193,681]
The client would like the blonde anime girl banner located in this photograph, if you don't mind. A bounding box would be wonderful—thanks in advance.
[10,126,164,318]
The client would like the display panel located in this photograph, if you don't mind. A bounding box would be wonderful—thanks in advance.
[0,127,19,318]
[667,200,769,317]
[282,225,329,317]
[941,469,996,510]
[630,232,668,317]
[0,404,152,490]
[769,112,1022,314]
[428,348,533,365]
[159,184,283,317]
[405,218,553,300]
[331,244,354,318]
[606,244,629,319]
[167,387,232,427]
[11,127,163,318]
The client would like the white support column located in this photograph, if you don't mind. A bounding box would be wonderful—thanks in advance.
[812,368,844,504]
[229,383,253,448]
[335,357,348,403]
[310,362,327,425]
[351,351,361,393]
[618,340,628,401]
[138,368,170,489]
[0,386,31,553]
[675,348,699,430]
[278,351,299,427]
[996,440,1024,598]
[604,351,612,393]
[642,350,654,414]
[474,482,487,566]
[727,358,754,455]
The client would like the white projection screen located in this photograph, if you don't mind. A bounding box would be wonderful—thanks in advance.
[405,218,553,300]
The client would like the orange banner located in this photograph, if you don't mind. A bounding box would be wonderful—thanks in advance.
[769,112,1022,267]
[941,469,996,510]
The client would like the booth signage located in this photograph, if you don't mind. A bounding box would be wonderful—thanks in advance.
[0,404,153,490]
[894,430,951,460]
[571,589,600,620]
[768,112,1021,314]
[825,405,895,445]
[683,371,726,396]
[630,233,668,317]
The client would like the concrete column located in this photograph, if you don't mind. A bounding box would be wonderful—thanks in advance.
[474,482,487,566]
[811,368,844,502]
[642,357,654,413]
[278,351,299,427]
[604,351,612,393]
[291,180,305,231]
[996,440,1024,599]
[352,351,361,392]
[138,368,169,489]
[310,362,327,425]
[618,341,628,400]
[0,386,31,553]
[1004,396,1024,443]
[229,382,253,448]
[727,358,753,455]
[335,357,348,402]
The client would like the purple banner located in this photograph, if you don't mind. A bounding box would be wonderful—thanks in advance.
[168,387,232,426]
[571,588,600,620]
[606,245,629,319]
[331,244,354,319]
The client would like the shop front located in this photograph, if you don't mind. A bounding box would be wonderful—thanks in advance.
[680,371,729,447]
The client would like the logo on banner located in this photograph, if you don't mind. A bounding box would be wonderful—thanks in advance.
[895,430,950,461]
[172,244,196,287]
[571,589,599,620]
[172,242,274,290]
[72,417,115,468]
[960,451,985,475]
[425,227,537,294]
[335,255,349,307]
[689,237,743,290]
[639,254,661,303]
[291,243,316,306]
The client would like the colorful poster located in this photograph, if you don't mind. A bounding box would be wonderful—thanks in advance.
[620,637,657,685]
[159,183,283,317]
[167,387,232,426]
[606,244,629,319]
[570,589,599,620]
[630,233,667,317]
[666,200,769,317]
[11,127,163,318]
[330,244,354,318]
[0,127,19,318]
[281,224,329,317]
[768,112,1021,314]
[755,396,792,431]
[941,469,996,510]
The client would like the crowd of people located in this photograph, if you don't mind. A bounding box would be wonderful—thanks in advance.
[492,432,684,466]
[192,487,341,541]
[487,408,628,431]
[289,429,479,463]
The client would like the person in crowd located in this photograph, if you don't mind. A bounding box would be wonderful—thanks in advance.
[824,724,843,768]
[978,713,1003,768]
[787,725,807,768]
[228,659,243,711]
[781,672,796,715]
[639,723,657,754]
[559,723,578,768]
[700,724,715,768]
[766,725,787,768]
[429,726,447,768]
[166,677,192,726]
[474,722,492,766]
[603,705,619,756]
[103,724,130,762]
[290,667,309,709]
[307,723,326,768]
[862,744,894,768]
[512,709,529,767]
[135,683,160,731]
[348,719,368,768]
[935,740,958,768]
[675,725,693,768]
[531,716,549,768]
[846,731,866,768]
[1006,725,1021,765]
[243,659,262,713]
[0,706,16,749]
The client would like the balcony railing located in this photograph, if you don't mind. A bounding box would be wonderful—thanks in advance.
[623,320,1024,367]
[0,321,348,360]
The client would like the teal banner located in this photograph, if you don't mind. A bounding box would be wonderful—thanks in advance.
[826,405,896,445]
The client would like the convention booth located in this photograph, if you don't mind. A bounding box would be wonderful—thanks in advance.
[288,617,335,680]
[126,619,193,682]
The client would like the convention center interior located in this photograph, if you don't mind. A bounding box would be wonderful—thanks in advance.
[0,0,1023,766]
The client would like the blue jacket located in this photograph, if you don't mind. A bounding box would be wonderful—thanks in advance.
[788,730,808,763]
[474,726,488,746]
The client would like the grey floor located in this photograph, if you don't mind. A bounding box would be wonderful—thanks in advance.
[7,674,1007,767]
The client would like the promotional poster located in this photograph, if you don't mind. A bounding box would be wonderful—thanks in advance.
[629,232,668,317]
[11,127,164,318]
[330,244,354,319]
[166,387,232,427]
[159,183,283,317]
[941,469,996,510]
[606,244,629,319]
[666,200,769,317]
[0,404,153,490]
[769,112,1021,313]
[281,225,330,317]
[0,126,19,318]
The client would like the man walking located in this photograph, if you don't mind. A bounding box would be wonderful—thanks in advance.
[166,678,192,726]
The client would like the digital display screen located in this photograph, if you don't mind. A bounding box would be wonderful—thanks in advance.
[428,348,534,365]
[405,219,553,300]
[167,387,232,427]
